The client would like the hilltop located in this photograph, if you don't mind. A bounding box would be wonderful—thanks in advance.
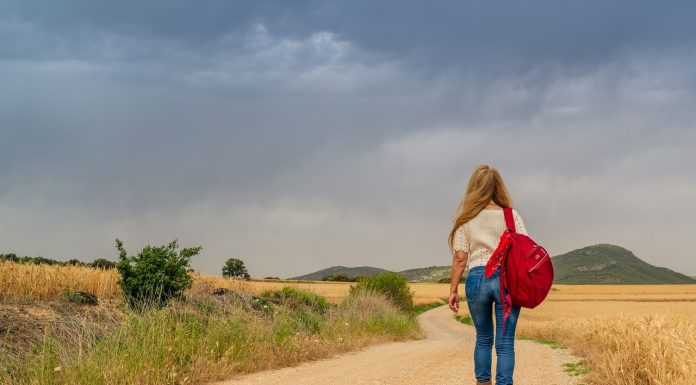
[552,244,695,284]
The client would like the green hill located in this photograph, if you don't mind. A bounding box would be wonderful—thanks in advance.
[552,244,696,284]
[291,244,695,284]
[289,266,390,281]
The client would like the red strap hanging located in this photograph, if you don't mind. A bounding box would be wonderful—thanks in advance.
[483,207,515,334]
[503,207,516,233]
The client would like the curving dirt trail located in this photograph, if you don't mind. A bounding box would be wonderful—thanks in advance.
[214,305,581,385]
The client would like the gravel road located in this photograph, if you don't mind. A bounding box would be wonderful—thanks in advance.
[214,305,582,385]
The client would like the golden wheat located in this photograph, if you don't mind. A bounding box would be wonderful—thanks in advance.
[0,262,120,301]
[515,311,696,385]
[453,285,696,385]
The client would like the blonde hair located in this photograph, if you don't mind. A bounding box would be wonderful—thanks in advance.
[448,164,513,252]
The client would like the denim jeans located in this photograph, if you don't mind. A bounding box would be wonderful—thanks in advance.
[465,266,521,385]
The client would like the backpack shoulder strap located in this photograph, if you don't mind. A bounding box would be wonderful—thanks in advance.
[503,207,516,233]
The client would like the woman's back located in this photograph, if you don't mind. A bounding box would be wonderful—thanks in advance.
[447,164,526,385]
[453,208,527,270]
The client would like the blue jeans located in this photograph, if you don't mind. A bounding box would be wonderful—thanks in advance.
[465,266,521,385]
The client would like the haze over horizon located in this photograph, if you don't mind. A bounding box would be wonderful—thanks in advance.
[2,1,696,278]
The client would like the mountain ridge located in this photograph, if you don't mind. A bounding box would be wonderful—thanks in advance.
[290,244,696,284]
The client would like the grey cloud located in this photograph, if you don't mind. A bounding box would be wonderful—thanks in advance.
[1,1,696,277]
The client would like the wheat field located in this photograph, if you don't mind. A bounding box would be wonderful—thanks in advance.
[465,285,696,385]
[0,262,456,304]
[2,261,695,385]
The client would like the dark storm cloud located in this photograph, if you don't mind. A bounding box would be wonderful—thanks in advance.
[1,1,695,277]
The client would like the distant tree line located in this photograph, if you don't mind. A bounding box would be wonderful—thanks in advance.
[0,253,117,269]
[322,273,366,282]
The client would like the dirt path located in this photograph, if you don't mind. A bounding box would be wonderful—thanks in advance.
[214,305,582,385]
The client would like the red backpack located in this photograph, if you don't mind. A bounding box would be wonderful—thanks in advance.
[484,208,554,331]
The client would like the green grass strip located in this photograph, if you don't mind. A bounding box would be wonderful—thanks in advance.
[410,301,446,315]
[563,361,591,376]
[454,314,473,326]
[516,335,566,349]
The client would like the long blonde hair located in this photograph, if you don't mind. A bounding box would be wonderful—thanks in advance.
[448,164,513,252]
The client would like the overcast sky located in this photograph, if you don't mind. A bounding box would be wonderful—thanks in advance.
[2,1,695,278]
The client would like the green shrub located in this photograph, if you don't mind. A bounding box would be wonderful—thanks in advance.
[296,310,323,333]
[350,272,413,311]
[115,239,201,309]
[260,287,328,313]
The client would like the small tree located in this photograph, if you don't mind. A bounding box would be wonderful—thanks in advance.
[116,239,201,309]
[90,258,117,269]
[222,258,250,279]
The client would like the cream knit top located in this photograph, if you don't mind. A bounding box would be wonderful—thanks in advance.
[453,208,528,269]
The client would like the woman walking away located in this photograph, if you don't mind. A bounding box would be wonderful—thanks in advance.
[447,164,528,385]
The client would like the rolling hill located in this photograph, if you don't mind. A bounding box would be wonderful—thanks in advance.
[552,244,696,284]
[290,265,452,282]
[291,244,696,284]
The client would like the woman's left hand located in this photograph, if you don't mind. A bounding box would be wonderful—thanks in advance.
[448,292,460,312]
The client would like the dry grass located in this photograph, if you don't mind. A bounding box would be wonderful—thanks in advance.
[0,288,421,385]
[0,262,424,384]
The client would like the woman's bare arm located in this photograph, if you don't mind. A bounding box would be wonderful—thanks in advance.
[448,250,468,312]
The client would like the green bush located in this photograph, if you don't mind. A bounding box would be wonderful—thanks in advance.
[89,258,117,269]
[350,272,413,311]
[115,239,201,309]
[260,287,328,313]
